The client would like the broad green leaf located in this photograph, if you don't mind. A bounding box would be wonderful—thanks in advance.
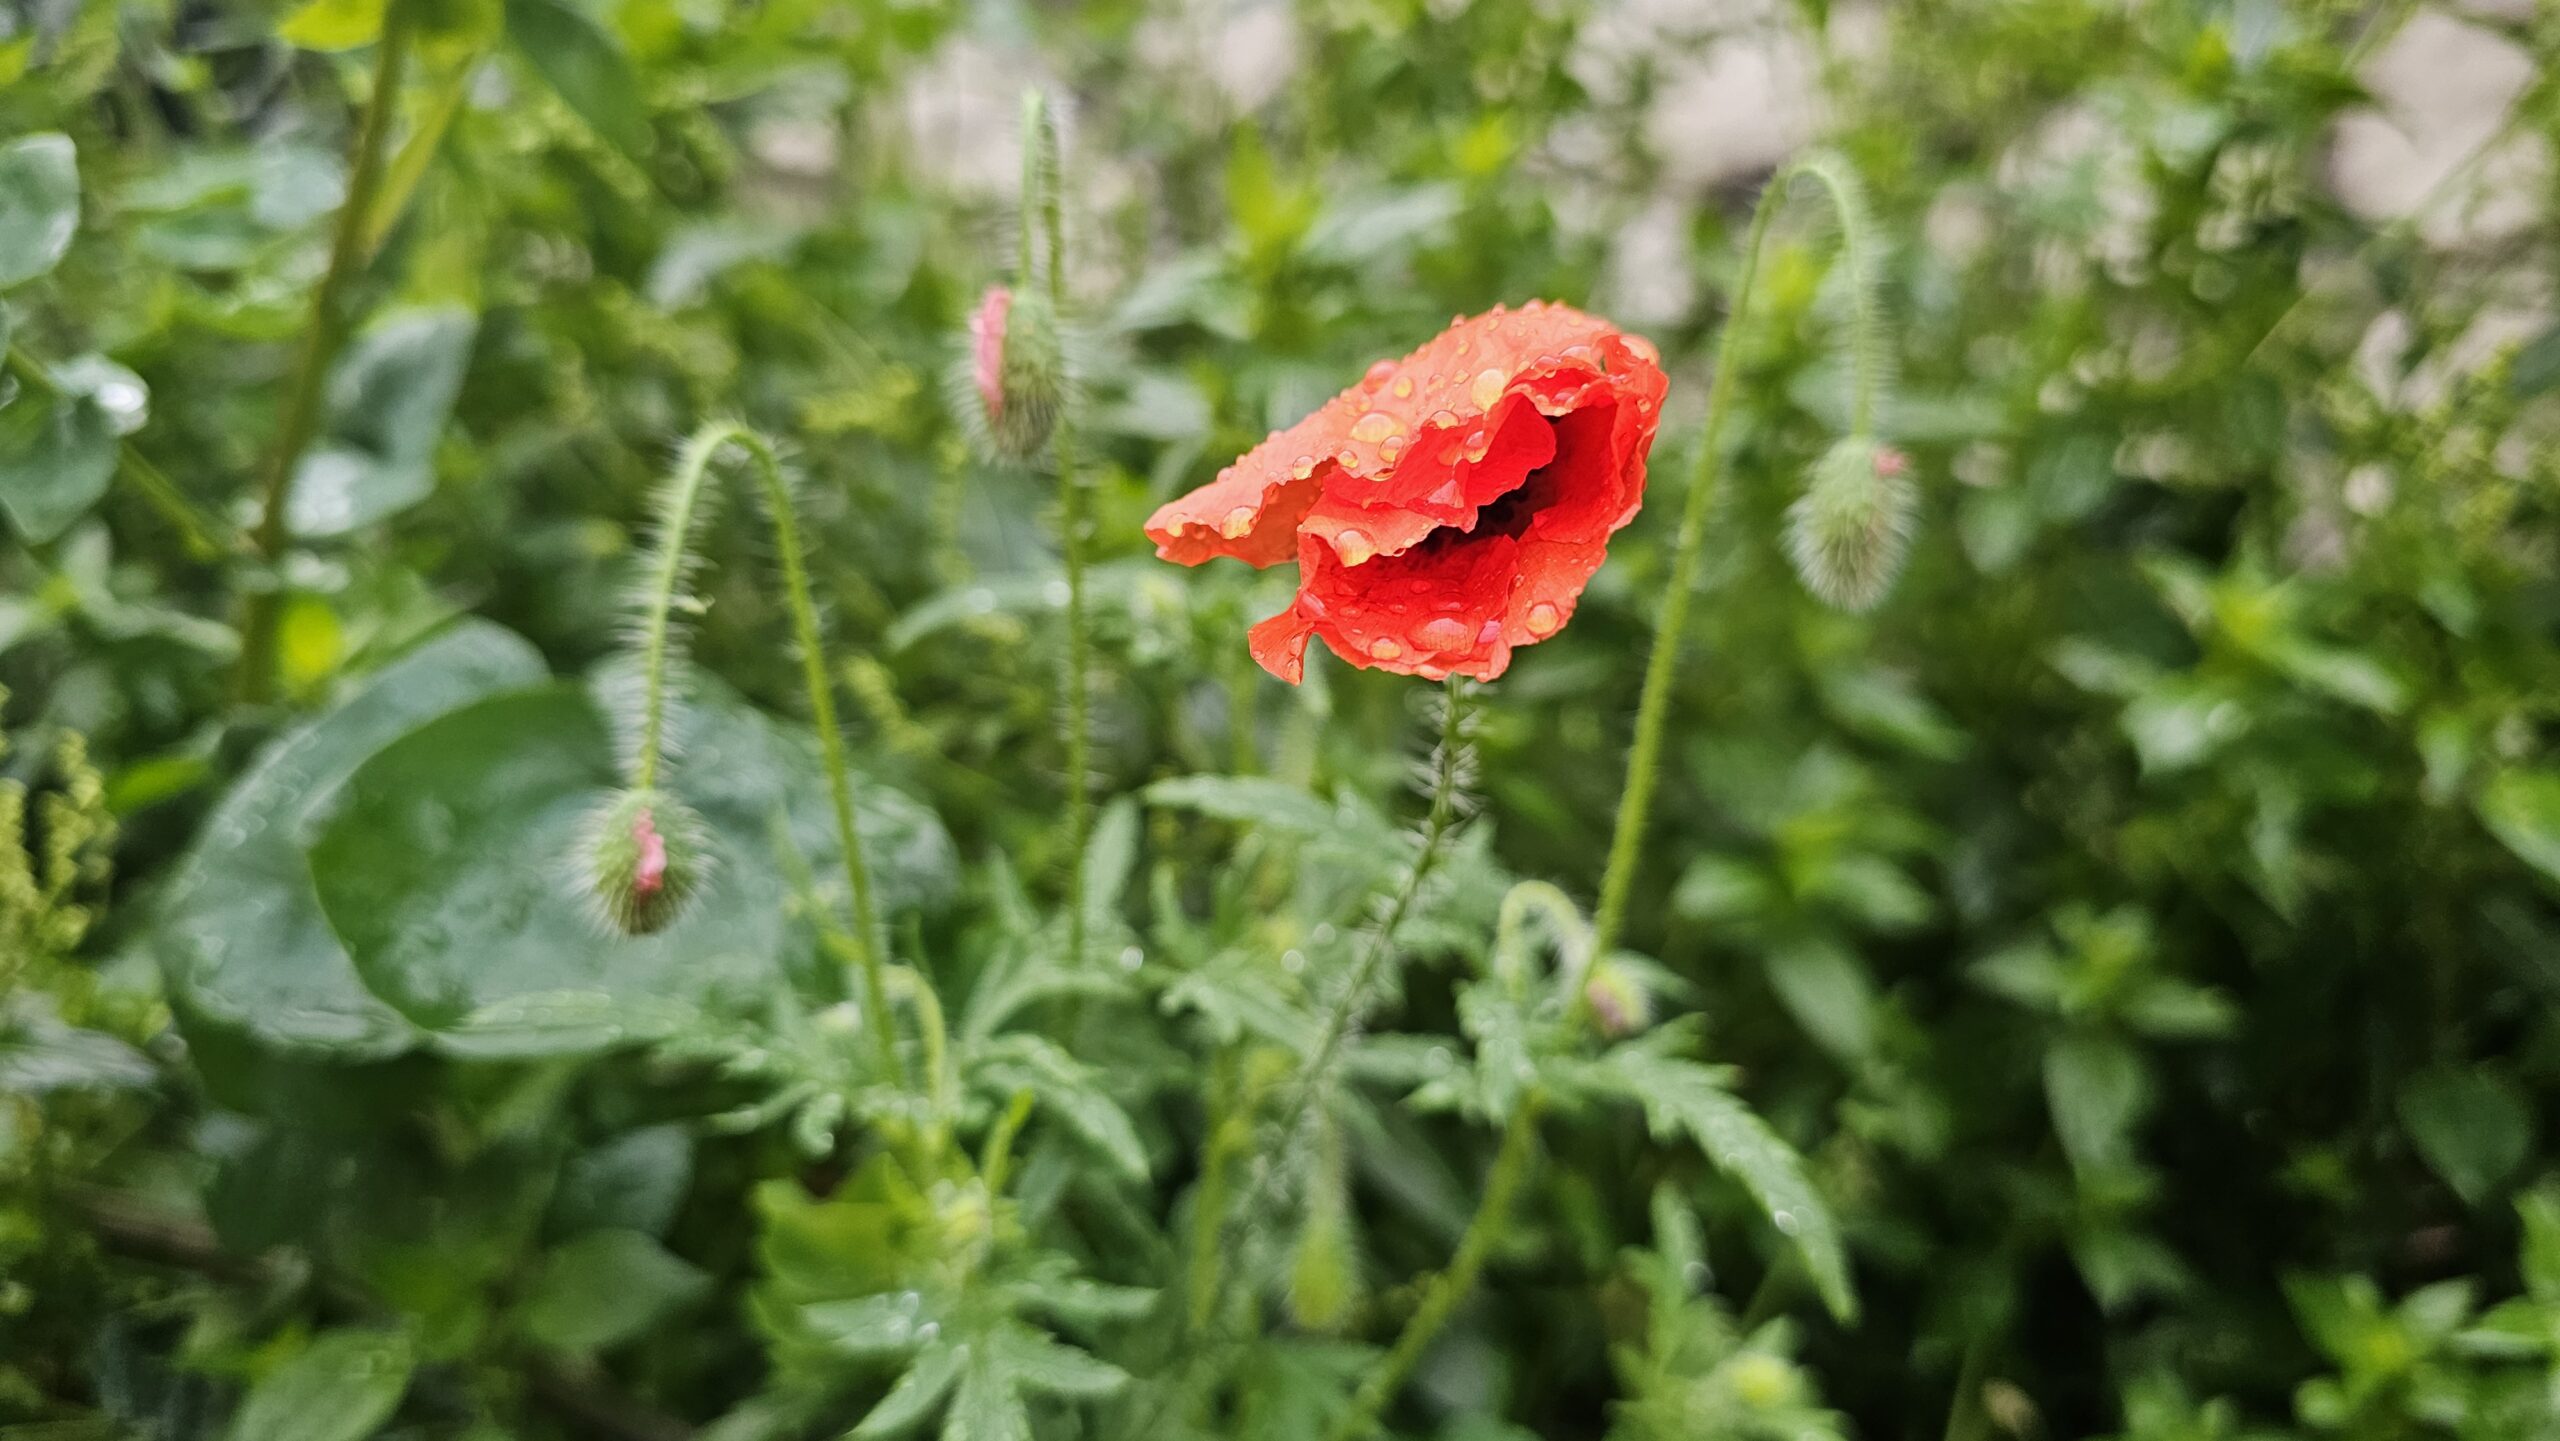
[2478,768,2560,887]
[151,620,546,1058]
[549,1125,690,1239]
[504,0,648,158]
[521,1229,708,1352]
[278,0,387,49]
[288,305,477,537]
[2399,1066,2532,1205]
[0,388,114,542]
[1583,1044,1856,1320]
[0,1006,154,1093]
[2044,1032,2149,1173]
[308,672,952,1055]
[1764,937,1876,1061]
[0,133,78,287]
[225,1329,414,1441]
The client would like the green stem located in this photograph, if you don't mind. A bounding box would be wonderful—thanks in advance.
[235,4,415,702]
[638,423,897,1080]
[1016,90,1093,973]
[1591,157,1821,962]
[1323,1098,1542,1441]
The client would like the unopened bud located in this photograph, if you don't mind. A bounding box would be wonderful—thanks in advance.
[1581,958,1654,1038]
[965,285,1066,462]
[1786,436,1917,612]
[583,787,707,936]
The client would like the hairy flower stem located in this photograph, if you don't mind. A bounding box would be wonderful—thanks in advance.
[637,423,898,1081]
[235,3,415,703]
[1591,154,1877,961]
[1324,1099,1542,1441]
[1022,91,1096,974]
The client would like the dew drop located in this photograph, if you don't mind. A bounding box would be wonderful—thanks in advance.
[1380,435,1407,462]
[1470,367,1508,410]
[1332,528,1377,565]
[1368,637,1405,661]
[1416,617,1470,651]
[1291,454,1318,479]
[1526,602,1562,636]
[1350,411,1400,443]
[1363,359,1395,389]
[1220,504,1257,538]
[1477,619,1503,644]
[1391,375,1414,398]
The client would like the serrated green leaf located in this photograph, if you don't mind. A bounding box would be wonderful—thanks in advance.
[941,1350,1029,1441]
[1583,1045,1855,1320]
[803,1292,937,1356]
[991,1325,1127,1398]
[854,1343,967,1437]
[974,1035,1148,1180]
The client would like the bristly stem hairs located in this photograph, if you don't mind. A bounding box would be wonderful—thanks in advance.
[609,422,900,1082]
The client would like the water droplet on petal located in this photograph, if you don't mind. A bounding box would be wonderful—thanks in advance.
[1526,602,1562,636]
[1220,504,1257,537]
[1333,528,1376,565]
[1416,617,1470,651]
[1369,637,1404,661]
[1392,376,1414,398]
[1477,619,1503,644]
[1363,359,1396,389]
[1350,411,1400,443]
[1380,436,1407,462]
[1471,367,1508,410]
[1291,454,1318,479]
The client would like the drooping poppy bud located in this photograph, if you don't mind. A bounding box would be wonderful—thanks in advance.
[1785,436,1915,612]
[1580,956,1655,1038]
[582,787,708,936]
[962,284,1067,463]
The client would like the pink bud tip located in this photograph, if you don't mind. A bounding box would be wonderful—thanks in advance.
[632,806,668,900]
[970,287,1013,421]
[1873,446,1910,478]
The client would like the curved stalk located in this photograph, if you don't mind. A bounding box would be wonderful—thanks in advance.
[236,3,416,701]
[1591,153,1880,962]
[635,423,896,1080]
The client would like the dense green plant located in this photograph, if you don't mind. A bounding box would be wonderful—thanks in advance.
[5,1,2560,1439]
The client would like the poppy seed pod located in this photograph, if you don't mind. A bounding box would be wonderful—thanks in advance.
[1786,436,1916,612]
[582,786,708,936]
[965,285,1067,462]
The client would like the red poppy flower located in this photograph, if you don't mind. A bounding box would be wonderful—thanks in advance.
[1145,301,1667,682]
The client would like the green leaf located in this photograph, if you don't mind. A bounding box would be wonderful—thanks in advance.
[991,1325,1127,1398]
[1764,936,1876,1061]
[504,0,648,158]
[1144,774,1398,854]
[854,1343,967,1437]
[278,0,387,49]
[150,621,546,1058]
[974,1035,1149,1180]
[802,1292,937,1356]
[0,133,78,288]
[1582,1044,1855,1320]
[307,672,952,1055]
[549,1125,691,1239]
[521,1229,709,1352]
[2044,1032,2150,1173]
[2399,1066,2533,1205]
[287,305,477,537]
[225,1329,414,1441]
[0,388,115,543]
[942,1348,1030,1441]
[2478,768,2560,887]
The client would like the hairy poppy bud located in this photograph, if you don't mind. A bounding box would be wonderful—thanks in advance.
[582,787,707,936]
[1581,956,1654,1038]
[964,285,1066,462]
[1786,436,1916,612]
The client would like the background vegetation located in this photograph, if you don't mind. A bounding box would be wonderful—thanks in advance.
[6,1,2560,1438]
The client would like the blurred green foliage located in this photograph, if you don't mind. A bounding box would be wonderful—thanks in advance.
[4,0,2560,1438]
